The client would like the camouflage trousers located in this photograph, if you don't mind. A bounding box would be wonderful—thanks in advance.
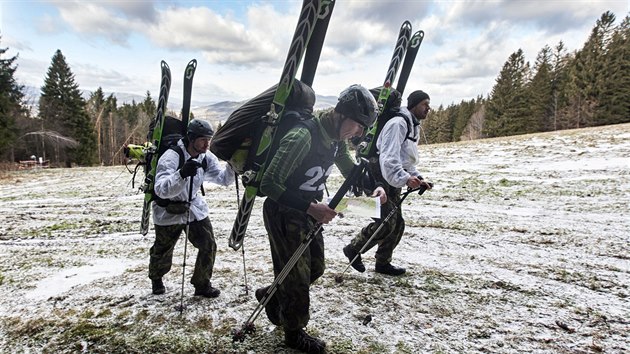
[148,217,216,289]
[349,186,404,265]
[262,198,325,330]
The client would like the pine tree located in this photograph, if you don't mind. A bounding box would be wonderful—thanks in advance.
[597,15,630,125]
[39,50,96,166]
[452,99,476,141]
[550,41,571,131]
[421,104,443,144]
[140,91,156,119]
[528,45,554,132]
[485,49,531,137]
[568,11,617,128]
[0,38,28,160]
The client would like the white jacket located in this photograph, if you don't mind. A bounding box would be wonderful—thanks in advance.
[152,139,234,226]
[376,107,421,188]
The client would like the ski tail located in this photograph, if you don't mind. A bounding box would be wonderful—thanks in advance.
[140,61,171,236]
[300,0,335,87]
[357,21,412,160]
[181,59,198,128]
[228,0,323,251]
[395,30,424,95]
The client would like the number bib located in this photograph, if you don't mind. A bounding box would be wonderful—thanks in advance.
[285,125,339,198]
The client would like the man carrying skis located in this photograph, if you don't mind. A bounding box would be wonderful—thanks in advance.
[343,89,433,276]
[257,84,385,353]
[149,119,234,297]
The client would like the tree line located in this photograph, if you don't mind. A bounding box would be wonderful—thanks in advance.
[422,11,629,144]
[1,11,628,167]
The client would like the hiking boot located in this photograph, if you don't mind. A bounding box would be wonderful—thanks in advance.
[194,284,220,298]
[285,328,326,354]
[152,278,165,295]
[375,263,406,276]
[255,286,282,326]
[343,245,365,273]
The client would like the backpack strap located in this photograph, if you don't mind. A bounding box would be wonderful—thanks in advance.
[390,108,418,143]
[169,145,208,196]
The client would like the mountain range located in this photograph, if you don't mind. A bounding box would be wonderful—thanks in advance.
[24,87,338,125]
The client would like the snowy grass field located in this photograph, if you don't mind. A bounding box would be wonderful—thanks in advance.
[0,123,628,353]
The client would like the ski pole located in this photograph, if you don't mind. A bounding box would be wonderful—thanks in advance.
[235,172,249,296]
[232,160,366,341]
[177,174,195,314]
[336,183,432,282]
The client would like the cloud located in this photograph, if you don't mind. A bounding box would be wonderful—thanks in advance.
[71,62,136,92]
[325,1,431,57]
[442,0,624,34]
[344,0,431,24]
[2,36,32,53]
[35,13,65,35]
[52,1,135,45]
[105,0,157,23]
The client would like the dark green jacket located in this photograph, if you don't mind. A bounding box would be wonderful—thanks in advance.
[260,111,356,212]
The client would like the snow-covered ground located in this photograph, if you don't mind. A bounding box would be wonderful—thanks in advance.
[0,124,628,353]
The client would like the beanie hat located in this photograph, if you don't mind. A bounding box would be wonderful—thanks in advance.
[407,90,430,109]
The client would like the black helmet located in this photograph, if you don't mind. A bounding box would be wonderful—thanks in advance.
[187,119,214,140]
[334,84,378,128]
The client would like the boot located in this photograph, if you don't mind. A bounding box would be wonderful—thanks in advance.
[152,278,165,295]
[194,283,220,298]
[255,286,282,326]
[285,328,326,354]
[375,262,406,276]
[343,245,365,273]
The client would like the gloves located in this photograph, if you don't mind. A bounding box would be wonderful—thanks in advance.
[179,159,201,179]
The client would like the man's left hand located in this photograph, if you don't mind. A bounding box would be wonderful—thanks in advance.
[372,186,387,204]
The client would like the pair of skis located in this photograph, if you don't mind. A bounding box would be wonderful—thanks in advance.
[357,22,425,160]
[140,59,197,235]
[228,0,335,251]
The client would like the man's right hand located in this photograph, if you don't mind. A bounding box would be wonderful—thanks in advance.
[406,176,423,189]
[307,203,337,224]
[180,159,201,179]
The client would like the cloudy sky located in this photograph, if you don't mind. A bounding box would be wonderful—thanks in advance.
[2,0,628,110]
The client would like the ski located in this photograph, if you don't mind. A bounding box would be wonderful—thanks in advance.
[229,0,332,250]
[300,0,335,87]
[357,20,412,160]
[396,30,424,95]
[181,59,197,126]
[141,61,172,235]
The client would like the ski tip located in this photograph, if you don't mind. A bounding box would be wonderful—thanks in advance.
[401,20,412,29]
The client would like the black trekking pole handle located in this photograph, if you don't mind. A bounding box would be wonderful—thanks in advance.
[340,182,432,277]
[233,160,367,341]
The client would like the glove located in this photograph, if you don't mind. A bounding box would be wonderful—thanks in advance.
[179,159,201,179]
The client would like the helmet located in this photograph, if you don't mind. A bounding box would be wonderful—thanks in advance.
[187,119,214,140]
[334,84,378,128]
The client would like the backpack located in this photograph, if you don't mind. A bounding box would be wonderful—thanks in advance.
[354,87,417,159]
[126,115,209,207]
[209,79,316,175]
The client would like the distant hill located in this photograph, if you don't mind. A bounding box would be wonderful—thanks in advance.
[193,94,338,125]
[24,86,336,124]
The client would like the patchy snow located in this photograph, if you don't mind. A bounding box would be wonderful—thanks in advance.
[0,124,629,353]
[25,258,143,301]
